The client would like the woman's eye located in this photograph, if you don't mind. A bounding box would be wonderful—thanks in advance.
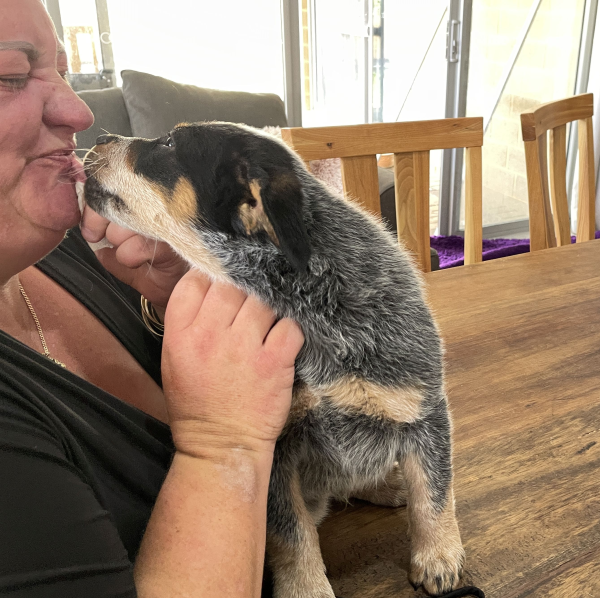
[0,76,28,91]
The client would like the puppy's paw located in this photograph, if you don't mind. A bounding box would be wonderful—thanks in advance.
[408,543,465,596]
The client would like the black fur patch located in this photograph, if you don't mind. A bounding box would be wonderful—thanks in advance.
[83,175,128,218]
[170,123,311,271]
[130,137,183,191]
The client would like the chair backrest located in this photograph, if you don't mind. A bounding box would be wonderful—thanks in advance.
[520,93,596,251]
[281,118,483,272]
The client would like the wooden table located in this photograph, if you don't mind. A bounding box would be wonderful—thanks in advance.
[319,241,600,598]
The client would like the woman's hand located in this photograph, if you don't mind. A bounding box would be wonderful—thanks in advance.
[80,206,188,312]
[161,269,305,458]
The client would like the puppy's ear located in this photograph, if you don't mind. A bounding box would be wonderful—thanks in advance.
[238,166,311,272]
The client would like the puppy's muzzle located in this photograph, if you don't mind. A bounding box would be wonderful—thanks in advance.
[95,133,120,146]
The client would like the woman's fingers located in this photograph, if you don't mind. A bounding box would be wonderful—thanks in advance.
[114,235,165,270]
[81,210,139,250]
[194,282,249,331]
[105,223,138,248]
[232,294,277,344]
[263,318,305,368]
[80,205,110,242]
[164,270,212,333]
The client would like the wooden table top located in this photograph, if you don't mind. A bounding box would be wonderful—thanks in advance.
[319,240,600,598]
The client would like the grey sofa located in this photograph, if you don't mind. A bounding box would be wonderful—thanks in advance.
[77,70,438,270]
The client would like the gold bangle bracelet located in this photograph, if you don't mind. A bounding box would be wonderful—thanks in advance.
[141,296,164,337]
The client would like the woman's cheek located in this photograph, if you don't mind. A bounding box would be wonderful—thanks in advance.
[0,99,41,155]
[0,155,25,197]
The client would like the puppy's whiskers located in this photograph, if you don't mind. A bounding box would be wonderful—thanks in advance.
[75,148,99,155]
[148,239,159,272]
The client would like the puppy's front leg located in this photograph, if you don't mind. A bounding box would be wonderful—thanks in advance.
[267,470,335,598]
[402,402,465,596]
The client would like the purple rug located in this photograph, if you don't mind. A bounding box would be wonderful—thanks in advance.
[431,231,600,269]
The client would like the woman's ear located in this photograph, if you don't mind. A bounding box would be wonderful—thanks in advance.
[237,166,311,273]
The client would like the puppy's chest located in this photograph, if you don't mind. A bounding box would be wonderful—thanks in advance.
[288,378,426,427]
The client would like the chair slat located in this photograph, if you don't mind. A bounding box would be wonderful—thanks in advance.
[577,116,597,242]
[521,93,594,141]
[537,133,557,248]
[524,139,553,251]
[340,155,381,215]
[393,152,418,256]
[549,124,571,246]
[281,118,483,160]
[413,151,431,272]
[464,146,483,265]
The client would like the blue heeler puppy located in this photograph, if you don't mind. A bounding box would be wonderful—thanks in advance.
[82,122,465,597]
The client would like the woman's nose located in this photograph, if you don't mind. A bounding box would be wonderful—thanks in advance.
[43,80,95,134]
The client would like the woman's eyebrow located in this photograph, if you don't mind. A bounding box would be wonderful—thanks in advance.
[0,41,41,62]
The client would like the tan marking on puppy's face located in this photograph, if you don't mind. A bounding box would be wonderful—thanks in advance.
[237,179,280,245]
[403,453,464,594]
[168,176,198,223]
[84,138,228,281]
[318,376,424,423]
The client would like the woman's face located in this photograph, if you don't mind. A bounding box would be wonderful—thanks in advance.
[0,0,94,238]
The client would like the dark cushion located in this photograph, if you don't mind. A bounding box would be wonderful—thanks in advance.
[121,70,288,139]
[76,87,133,152]
[378,167,396,229]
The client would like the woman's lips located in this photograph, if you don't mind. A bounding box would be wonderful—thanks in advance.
[69,154,87,182]
[34,152,87,182]
[37,152,74,166]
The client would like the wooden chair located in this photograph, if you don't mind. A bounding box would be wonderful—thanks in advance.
[520,93,596,251]
[281,118,484,272]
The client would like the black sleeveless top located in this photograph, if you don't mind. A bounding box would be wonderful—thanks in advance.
[0,229,174,597]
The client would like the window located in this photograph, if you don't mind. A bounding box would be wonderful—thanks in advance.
[106,0,285,96]
[464,0,586,230]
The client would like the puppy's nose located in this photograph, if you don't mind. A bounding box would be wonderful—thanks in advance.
[96,134,119,145]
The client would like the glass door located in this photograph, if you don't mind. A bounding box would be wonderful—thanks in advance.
[449,0,588,237]
[381,0,449,234]
[301,0,372,127]
[301,0,449,233]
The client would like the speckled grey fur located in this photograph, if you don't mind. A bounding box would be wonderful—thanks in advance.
[195,158,452,513]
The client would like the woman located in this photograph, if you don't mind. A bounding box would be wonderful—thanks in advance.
[0,1,304,597]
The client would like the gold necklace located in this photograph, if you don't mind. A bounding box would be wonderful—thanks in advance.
[18,283,67,368]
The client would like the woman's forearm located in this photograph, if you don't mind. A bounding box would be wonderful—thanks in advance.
[134,448,274,598]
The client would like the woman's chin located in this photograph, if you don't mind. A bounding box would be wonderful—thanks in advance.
[46,187,82,230]
[23,183,82,233]
[17,159,84,232]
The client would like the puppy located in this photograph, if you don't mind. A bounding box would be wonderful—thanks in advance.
[83,123,465,597]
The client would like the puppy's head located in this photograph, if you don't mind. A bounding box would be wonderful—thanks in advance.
[83,122,311,272]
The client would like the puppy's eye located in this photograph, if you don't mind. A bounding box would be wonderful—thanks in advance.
[160,136,175,148]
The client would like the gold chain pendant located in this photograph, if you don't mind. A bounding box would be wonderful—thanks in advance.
[47,355,67,368]
[18,282,68,370]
